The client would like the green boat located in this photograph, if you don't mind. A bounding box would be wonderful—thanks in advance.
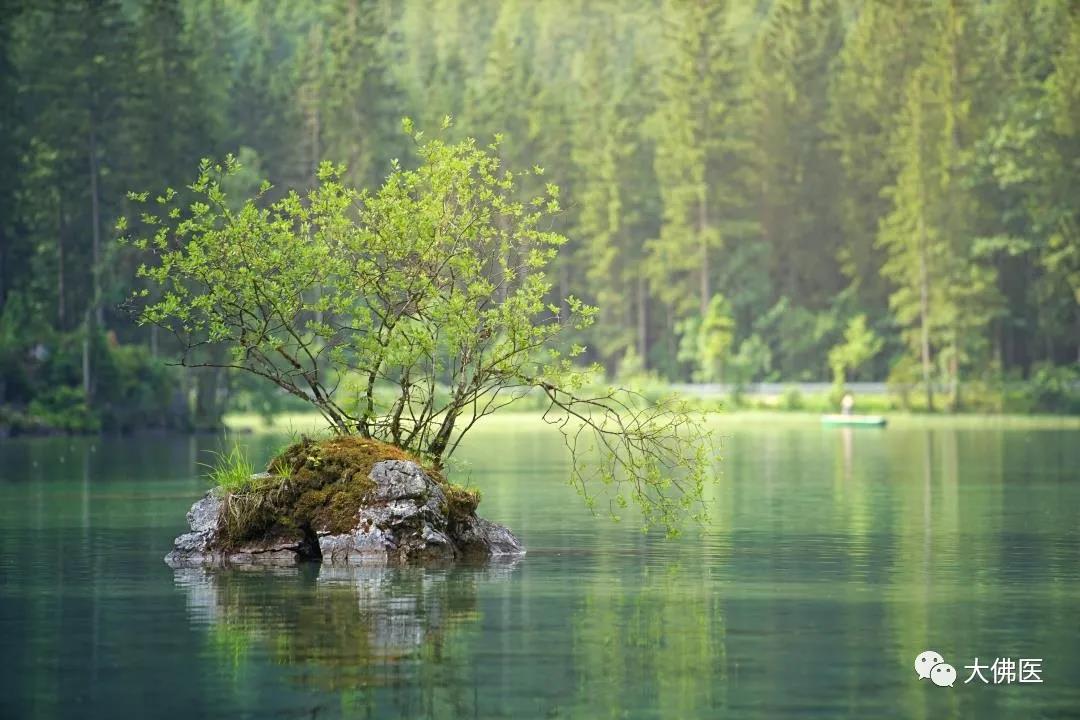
[821,414,888,427]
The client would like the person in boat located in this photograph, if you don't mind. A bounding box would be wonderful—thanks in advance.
[841,392,855,416]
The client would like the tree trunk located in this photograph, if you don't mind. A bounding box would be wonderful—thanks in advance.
[82,328,91,398]
[168,370,190,430]
[307,101,320,182]
[57,200,65,329]
[193,344,233,430]
[0,226,4,403]
[946,1,962,414]
[0,222,5,311]
[427,407,460,468]
[1075,310,1080,364]
[666,305,677,377]
[194,367,225,431]
[949,326,960,412]
[89,121,103,328]
[83,117,103,402]
[698,190,710,316]
[636,273,648,367]
[918,217,934,412]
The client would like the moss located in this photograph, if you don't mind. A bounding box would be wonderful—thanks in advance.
[443,483,481,522]
[217,435,479,548]
[423,466,481,522]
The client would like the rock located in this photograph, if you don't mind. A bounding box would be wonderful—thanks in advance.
[187,491,222,534]
[318,525,393,564]
[163,492,222,566]
[454,516,527,556]
[368,460,435,502]
[165,458,524,568]
[165,490,314,567]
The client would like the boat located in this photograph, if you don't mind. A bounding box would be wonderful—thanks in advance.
[821,414,887,427]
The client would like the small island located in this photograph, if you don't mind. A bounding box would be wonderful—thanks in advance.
[166,435,523,567]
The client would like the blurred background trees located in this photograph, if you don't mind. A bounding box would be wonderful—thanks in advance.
[1,0,1078,432]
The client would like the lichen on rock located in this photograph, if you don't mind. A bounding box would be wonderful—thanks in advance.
[164,436,523,568]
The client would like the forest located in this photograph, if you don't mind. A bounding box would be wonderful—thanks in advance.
[1,0,1078,433]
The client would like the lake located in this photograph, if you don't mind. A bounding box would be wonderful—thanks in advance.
[1,414,1077,719]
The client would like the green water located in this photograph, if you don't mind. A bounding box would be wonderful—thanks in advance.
[1,415,1077,719]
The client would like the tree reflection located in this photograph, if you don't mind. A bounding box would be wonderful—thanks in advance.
[174,560,520,705]
[571,556,728,718]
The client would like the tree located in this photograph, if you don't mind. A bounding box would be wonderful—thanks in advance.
[126,129,714,532]
[14,0,134,399]
[318,0,404,189]
[727,334,772,403]
[226,0,305,189]
[568,7,657,375]
[1033,5,1080,363]
[877,62,948,411]
[748,0,847,380]
[464,0,539,170]
[878,0,996,410]
[124,0,204,357]
[648,0,751,323]
[677,294,735,383]
[128,0,201,190]
[829,0,930,350]
[828,314,884,387]
[0,0,21,325]
[751,0,845,310]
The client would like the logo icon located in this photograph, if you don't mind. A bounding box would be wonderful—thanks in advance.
[915,650,955,687]
[931,662,957,687]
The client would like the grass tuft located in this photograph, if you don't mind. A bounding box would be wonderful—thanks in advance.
[203,440,256,493]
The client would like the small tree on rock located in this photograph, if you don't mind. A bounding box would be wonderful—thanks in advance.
[121,124,715,533]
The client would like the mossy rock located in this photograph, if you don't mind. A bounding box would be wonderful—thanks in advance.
[218,436,480,547]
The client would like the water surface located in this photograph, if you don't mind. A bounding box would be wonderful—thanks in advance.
[1,415,1077,718]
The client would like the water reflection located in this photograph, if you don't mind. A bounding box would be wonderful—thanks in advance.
[3,424,1079,719]
[571,558,728,719]
[175,560,521,693]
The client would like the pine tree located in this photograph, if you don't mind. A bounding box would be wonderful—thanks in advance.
[751,0,845,312]
[878,0,994,409]
[1034,4,1080,363]
[0,0,21,318]
[227,0,303,187]
[829,0,930,351]
[182,0,238,155]
[129,0,201,186]
[14,0,135,398]
[565,5,655,374]
[394,0,473,134]
[320,0,403,189]
[648,0,748,321]
[464,0,538,163]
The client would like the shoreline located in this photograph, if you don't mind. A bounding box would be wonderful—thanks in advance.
[223,408,1080,435]
[4,407,1077,440]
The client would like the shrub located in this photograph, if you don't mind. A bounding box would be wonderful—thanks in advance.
[95,342,189,432]
[1025,364,1080,414]
[780,385,804,410]
[27,386,100,433]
